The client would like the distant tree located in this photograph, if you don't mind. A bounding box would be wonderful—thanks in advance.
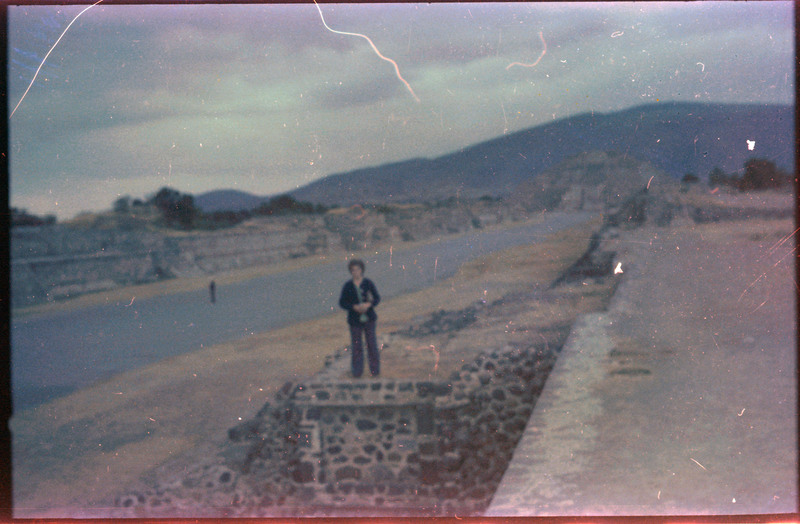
[113,196,131,213]
[680,173,700,192]
[273,195,304,213]
[175,194,198,229]
[11,207,56,227]
[738,158,791,191]
[202,209,251,229]
[150,187,181,209]
[149,186,198,229]
[254,200,273,216]
[681,173,700,184]
[708,167,730,188]
[255,194,316,216]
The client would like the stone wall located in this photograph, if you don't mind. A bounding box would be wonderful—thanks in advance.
[12,198,529,309]
[220,341,557,516]
[114,339,558,517]
[10,216,341,308]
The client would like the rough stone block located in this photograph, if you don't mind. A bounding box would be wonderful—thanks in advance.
[291,462,315,483]
[314,390,330,401]
[335,466,361,481]
[442,452,463,472]
[418,441,437,456]
[435,484,460,499]
[355,484,375,495]
[355,419,377,431]
[416,405,434,434]
[388,484,405,496]
[419,460,439,484]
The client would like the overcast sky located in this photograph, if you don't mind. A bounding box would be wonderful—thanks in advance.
[8,1,794,220]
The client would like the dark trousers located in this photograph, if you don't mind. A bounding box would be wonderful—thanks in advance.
[349,320,379,377]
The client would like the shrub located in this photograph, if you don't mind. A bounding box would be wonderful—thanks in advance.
[738,158,792,191]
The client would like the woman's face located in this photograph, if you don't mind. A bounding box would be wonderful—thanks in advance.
[350,265,363,279]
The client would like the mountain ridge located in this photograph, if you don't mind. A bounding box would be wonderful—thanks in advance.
[196,101,793,211]
[288,101,793,206]
[193,189,269,213]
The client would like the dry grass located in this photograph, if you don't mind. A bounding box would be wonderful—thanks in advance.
[363,216,610,380]
[378,279,617,381]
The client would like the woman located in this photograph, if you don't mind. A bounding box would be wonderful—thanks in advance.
[338,259,381,378]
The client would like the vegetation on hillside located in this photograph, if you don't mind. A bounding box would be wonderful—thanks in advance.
[13,155,793,230]
[108,188,329,231]
[705,158,793,191]
[11,208,57,227]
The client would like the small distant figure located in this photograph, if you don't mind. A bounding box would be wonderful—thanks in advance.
[339,259,381,378]
[209,280,216,304]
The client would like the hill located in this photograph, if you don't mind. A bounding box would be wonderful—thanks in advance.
[288,102,793,206]
[193,189,269,213]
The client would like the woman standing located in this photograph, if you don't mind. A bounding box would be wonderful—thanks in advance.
[339,259,381,378]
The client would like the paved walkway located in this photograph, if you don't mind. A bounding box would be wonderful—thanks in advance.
[487,220,797,517]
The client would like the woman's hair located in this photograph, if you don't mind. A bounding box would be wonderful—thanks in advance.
[348,259,365,273]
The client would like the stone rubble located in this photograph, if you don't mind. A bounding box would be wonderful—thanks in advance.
[112,335,561,517]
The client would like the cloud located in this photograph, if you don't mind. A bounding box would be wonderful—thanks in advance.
[311,70,405,109]
[8,2,794,220]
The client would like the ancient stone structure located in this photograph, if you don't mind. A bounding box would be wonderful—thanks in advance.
[10,216,340,308]
[228,341,557,515]
[11,203,513,308]
[115,341,557,517]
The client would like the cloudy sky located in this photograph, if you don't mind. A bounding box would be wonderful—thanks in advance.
[8,1,794,220]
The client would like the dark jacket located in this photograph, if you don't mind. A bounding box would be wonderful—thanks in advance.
[339,278,381,326]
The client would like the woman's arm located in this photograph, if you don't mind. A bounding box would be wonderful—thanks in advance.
[339,282,355,310]
[367,280,381,308]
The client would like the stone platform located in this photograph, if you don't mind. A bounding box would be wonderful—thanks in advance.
[487,220,797,517]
